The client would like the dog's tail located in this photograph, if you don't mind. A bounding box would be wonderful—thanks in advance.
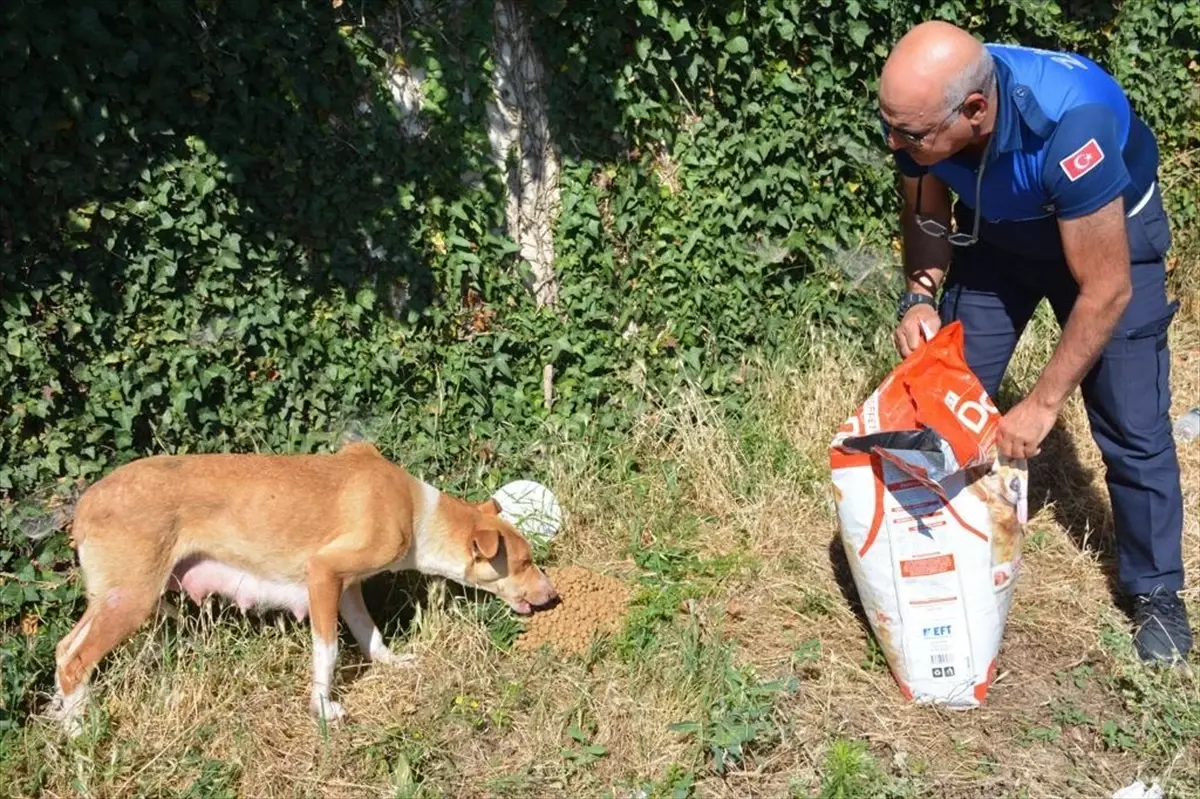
[10,481,85,545]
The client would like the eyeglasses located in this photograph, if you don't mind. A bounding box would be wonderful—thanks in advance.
[877,101,964,148]
[913,155,987,247]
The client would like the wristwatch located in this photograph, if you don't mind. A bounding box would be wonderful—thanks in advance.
[896,291,938,320]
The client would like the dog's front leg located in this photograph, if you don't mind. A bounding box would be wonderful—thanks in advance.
[306,563,346,725]
[338,581,415,667]
[306,526,401,724]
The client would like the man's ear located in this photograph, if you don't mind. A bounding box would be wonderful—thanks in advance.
[471,521,501,561]
[475,498,501,516]
[965,92,989,126]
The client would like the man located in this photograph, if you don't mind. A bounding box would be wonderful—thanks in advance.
[877,21,1191,663]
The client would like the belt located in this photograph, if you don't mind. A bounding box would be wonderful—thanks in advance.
[1127,181,1156,218]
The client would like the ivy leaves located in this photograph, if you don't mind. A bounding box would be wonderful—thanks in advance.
[1,0,1197,732]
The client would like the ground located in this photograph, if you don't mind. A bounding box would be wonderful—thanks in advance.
[2,283,1197,799]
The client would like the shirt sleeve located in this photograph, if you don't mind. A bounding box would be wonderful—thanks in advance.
[1041,103,1131,219]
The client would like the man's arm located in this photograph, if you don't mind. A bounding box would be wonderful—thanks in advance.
[1026,196,1132,413]
[994,102,1134,459]
[900,172,953,298]
[1030,102,1135,411]
[892,171,954,356]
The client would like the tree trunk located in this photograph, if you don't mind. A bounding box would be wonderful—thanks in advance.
[487,0,561,309]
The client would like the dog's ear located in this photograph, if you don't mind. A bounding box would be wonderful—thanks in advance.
[475,498,501,516]
[471,521,501,561]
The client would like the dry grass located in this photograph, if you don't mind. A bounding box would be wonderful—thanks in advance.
[3,268,1199,798]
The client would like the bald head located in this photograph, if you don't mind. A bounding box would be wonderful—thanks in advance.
[880,21,992,118]
[877,21,997,163]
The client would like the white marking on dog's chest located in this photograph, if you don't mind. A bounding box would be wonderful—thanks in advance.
[389,481,463,582]
[414,480,440,541]
[169,558,309,620]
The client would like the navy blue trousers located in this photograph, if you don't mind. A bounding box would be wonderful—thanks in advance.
[938,185,1184,596]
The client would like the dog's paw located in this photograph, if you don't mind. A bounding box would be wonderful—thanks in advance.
[309,696,348,726]
[61,716,84,740]
[45,689,87,739]
[45,705,85,740]
[374,648,417,668]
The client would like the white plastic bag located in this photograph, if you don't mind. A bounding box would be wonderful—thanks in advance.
[829,322,1027,708]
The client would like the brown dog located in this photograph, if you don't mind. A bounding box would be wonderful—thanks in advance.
[45,441,557,734]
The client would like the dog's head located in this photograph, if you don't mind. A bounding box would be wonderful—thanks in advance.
[460,498,557,614]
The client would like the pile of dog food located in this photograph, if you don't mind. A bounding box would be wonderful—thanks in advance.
[515,565,633,656]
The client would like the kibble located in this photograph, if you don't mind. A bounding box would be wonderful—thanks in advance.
[515,565,632,656]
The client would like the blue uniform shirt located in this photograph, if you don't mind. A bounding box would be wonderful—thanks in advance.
[889,43,1161,259]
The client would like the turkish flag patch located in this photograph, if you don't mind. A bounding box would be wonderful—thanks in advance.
[1059,138,1105,182]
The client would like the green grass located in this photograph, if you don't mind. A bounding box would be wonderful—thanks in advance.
[1,300,1198,798]
[817,738,916,799]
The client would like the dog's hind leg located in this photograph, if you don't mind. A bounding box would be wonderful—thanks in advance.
[49,541,168,737]
[50,585,161,736]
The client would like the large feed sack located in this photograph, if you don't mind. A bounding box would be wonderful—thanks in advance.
[829,321,1027,708]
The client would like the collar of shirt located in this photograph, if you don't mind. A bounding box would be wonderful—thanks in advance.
[987,49,1054,160]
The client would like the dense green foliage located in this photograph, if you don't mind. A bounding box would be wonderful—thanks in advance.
[2,0,1197,732]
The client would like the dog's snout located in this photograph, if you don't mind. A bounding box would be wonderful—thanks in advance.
[532,575,558,606]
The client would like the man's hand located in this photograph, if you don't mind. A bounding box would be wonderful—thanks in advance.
[894,304,941,357]
[996,396,1058,459]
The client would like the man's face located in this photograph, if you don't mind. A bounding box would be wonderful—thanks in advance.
[878,94,973,166]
